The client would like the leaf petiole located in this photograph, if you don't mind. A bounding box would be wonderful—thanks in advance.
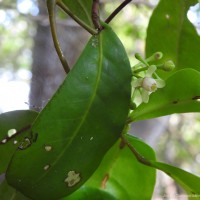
[121,134,152,166]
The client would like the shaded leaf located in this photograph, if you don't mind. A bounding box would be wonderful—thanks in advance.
[6,24,132,199]
[85,135,156,200]
[0,179,30,200]
[57,0,95,33]
[0,110,38,174]
[130,69,200,121]
[146,0,200,79]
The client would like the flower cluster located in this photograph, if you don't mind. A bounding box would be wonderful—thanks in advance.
[131,52,175,105]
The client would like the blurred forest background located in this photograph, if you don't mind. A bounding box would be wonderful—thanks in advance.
[0,0,200,199]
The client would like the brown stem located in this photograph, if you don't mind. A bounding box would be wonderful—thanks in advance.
[105,0,132,24]
[92,0,102,31]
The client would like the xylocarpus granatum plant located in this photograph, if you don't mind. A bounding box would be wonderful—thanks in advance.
[0,0,200,199]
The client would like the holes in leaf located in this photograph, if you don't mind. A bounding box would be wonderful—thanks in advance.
[43,165,50,171]
[18,138,31,150]
[165,14,170,20]
[13,140,18,145]
[44,145,52,152]
[1,139,7,144]
[90,137,94,141]
[172,100,179,104]
[7,129,17,137]
[64,171,81,187]
[192,96,200,102]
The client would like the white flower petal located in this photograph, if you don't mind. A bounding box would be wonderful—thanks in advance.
[146,65,157,77]
[141,89,150,103]
[156,79,165,88]
[133,89,143,105]
[132,78,142,87]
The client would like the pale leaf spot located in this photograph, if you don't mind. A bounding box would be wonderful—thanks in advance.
[64,170,81,187]
[7,129,17,137]
[44,165,50,171]
[45,145,52,152]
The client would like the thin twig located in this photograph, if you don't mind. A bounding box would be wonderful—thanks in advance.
[47,0,70,74]
[92,0,102,30]
[105,0,132,24]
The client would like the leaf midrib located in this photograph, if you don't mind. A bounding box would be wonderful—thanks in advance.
[78,0,93,26]
[34,34,103,184]
[175,1,186,67]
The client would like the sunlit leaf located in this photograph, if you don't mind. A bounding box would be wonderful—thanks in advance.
[6,24,132,199]
[130,69,200,121]
[0,110,38,174]
[146,0,200,79]
[85,135,156,200]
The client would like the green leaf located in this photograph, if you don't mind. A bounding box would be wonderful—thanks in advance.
[150,161,200,199]
[126,135,200,199]
[6,24,132,199]
[130,69,200,121]
[61,186,117,200]
[0,110,38,174]
[126,134,200,199]
[146,0,200,79]
[57,0,95,33]
[85,135,156,200]
[0,179,30,200]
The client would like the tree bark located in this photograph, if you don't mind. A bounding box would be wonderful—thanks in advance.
[29,1,89,111]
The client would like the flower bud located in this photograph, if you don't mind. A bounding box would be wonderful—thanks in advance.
[146,52,163,62]
[162,60,175,71]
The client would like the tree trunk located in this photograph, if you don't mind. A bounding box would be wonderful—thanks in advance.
[29,1,89,111]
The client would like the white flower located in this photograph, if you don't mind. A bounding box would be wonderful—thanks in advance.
[142,77,157,92]
[132,65,165,103]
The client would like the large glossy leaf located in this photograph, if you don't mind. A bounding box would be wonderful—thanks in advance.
[146,0,200,79]
[6,24,132,199]
[0,179,30,200]
[126,134,200,199]
[84,135,156,200]
[0,110,38,174]
[57,0,95,33]
[62,186,117,200]
[130,69,200,121]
